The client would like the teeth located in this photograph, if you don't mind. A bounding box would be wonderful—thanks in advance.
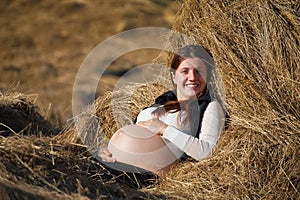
[186,84,199,88]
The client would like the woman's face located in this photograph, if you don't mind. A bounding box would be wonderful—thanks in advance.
[172,58,208,101]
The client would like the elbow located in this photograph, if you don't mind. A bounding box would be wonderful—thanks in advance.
[195,149,213,161]
[185,141,215,161]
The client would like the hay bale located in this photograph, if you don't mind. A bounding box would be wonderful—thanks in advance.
[146,0,299,199]
[0,92,54,136]
[0,134,162,199]
[57,1,299,198]
[56,82,169,148]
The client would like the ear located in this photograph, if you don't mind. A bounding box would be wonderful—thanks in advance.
[171,71,176,83]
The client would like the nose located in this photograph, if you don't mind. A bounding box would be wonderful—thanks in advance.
[188,70,197,81]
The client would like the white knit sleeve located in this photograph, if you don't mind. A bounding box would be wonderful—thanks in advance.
[162,101,225,160]
[136,107,156,122]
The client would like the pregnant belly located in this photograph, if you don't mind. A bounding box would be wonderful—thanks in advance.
[107,124,178,175]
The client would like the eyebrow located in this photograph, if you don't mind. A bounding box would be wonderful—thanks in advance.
[179,67,205,72]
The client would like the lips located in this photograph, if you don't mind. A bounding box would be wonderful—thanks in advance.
[185,83,200,89]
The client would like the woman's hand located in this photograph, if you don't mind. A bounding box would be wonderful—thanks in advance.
[137,118,167,135]
[97,148,116,162]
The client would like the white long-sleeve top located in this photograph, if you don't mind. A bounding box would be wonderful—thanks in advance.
[136,100,225,161]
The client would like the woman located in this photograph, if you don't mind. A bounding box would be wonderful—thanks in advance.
[98,45,226,176]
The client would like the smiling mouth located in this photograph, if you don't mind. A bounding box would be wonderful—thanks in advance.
[185,83,200,89]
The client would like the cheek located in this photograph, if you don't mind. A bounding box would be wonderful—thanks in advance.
[202,71,208,82]
[201,76,207,84]
[198,73,207,84]
[173,74,180,85]
[174,76,185,86]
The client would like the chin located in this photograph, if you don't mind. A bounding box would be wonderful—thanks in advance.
[185,92,200,99]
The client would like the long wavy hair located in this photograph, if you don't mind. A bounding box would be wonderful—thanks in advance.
[152,45,215,130]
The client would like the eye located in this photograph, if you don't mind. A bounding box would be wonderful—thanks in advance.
[180,69,189,74]
[192,69,202,77]
[196,68,206,76]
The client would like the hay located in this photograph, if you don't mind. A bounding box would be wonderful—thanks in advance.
[0,91,54,136]
[0,134,164,199]
[9,0,299,198]
[0,91,165,198]
[55,82,170,149]
[145,0,299,199]
[56,1,299,198]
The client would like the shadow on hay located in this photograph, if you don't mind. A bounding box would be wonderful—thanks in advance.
[155,0,299,199]
[0,92,55,137]
[0,91,167,199]
[0,135,166,199]
[0,0,299,198]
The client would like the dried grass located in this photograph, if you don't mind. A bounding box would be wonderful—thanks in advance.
[0,0,299,199]
[52,0,300,198]
[55,82,170,150]
[0,91,165,198]
[0,134,164,199]
[0,91,54,136]
[146,0,299,199]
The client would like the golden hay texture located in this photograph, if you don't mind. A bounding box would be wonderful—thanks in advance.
[0,92,54,136]
[149,0,299,199]
[0,0,299,199]
[0,134,165,199]
[55,82,170,148]
[0,92,164,198]
[33,0,300,199]
[60,0,298,198]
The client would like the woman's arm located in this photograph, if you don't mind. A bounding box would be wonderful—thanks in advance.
[162,101,225,160]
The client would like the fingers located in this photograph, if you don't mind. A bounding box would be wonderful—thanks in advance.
[137,119,156,126]
[136,119,167,135]
[136,120,152,130]
[136,120,149,126]
[97,148,116,162]
[136,121,150,130]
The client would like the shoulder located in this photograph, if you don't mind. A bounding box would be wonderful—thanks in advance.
[205,100,226,118]
[136,107,157,122]
[207,100,222,108]
[199,100,226,143]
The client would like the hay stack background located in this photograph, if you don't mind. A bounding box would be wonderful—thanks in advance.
[55,82,170,150]
[151,0,299,199]
[0,0,299,199]
[0,92,54,136]
[64,0,299,198]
